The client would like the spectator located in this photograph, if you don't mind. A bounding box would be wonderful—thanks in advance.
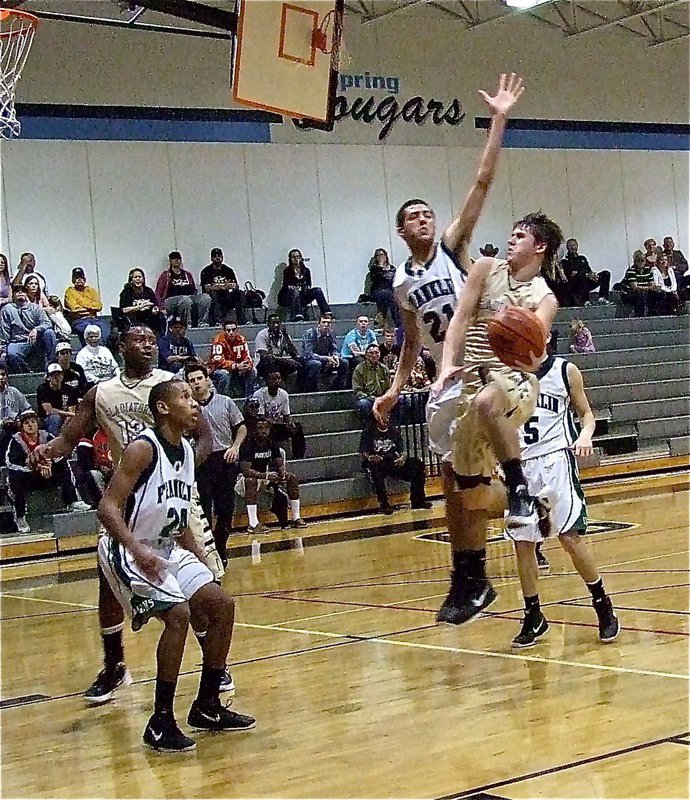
[252,371,306,459]
[0,254,12,309]
[24,275,48,308]
[643,238,658,268]
[542,258,576,307]
[12,252,47,294]
[157,316,197,375]
[0,284,57,374]
[561,239,611,306]
[6,408,89,533]
[186,362,246,567]
[254,313,303,385]
[76,325,119,384]
[200,248,246,325]
[36,363,78,435]
[379,328,400,373]
[479,243,500,259]
[368,248,400,328]
[209,320,257,399]
[0,365,30,462]
[118,268,164,335]
[569,318,595,354]
[75,428,113,507]
[405,355,432,391]
[154,250,211,328]
[663,236,689,301]
[55,341,90,398]
[237,417,307,533]
[45,295,72,343]
[651,253,681,315]
[340,315,377,375]
[278,249,330,321]
[621,251,654,317]
[359,413,430,515]
[64,267,110,345]
[352,343,391,424]
[301,315,349,392]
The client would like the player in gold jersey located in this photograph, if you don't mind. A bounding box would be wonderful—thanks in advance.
[31,326,228,703]
[435,212,562,624]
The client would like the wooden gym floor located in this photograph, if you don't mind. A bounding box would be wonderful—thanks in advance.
[0,485,688,798]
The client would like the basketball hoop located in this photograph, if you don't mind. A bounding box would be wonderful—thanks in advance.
[312,8,348,71]
[0,9,38,139]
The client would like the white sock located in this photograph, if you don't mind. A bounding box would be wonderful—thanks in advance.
[290,499,300,521]
[247,505,259,527]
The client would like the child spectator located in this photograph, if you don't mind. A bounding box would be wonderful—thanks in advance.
[569,318,595,354]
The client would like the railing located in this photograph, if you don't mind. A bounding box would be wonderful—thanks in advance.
[398,389,441,478]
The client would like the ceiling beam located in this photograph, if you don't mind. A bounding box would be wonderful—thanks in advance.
[649,29,690,45]
[131,0,237,31]
[362,0,432,24]
[564,0,686,37]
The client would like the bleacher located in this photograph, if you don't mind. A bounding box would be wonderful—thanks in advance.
[2,301,689,539]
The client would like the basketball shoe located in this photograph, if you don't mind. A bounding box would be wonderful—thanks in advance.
[535,544,550,572]
[187,700,256,732]
[143,713,196,753]
[220,668,235,695]
[512,609,549,648]
[84,662,132,705]
[593,596,620,643]
[437,578,497,625]
[505,485,540,533]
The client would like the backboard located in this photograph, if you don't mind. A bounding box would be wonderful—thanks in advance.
[232,0,343,124]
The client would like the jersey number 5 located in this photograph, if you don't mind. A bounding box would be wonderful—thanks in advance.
[422,303,454,344]
[523,416,540,445]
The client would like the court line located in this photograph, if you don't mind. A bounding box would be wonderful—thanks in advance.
[435,731,690,799]
[0,593,97,610]
[236,620,690,681]
[562,601,690,617]
[1,608,93,622]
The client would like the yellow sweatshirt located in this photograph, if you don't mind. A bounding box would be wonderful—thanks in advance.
[64,286,103,318]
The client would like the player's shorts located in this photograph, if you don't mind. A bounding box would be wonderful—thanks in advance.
[98,537,214,629]
[451,369,538,480]
[189,485,225,580]
[426,373,465,462]
[505,449,587,543]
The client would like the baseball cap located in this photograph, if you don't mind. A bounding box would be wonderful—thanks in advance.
[47,363,63,375]
[72,267,86,280]
[55,342,72,354]
[19,408,38,421]
[211,247,223,257]
[168,315,186,326]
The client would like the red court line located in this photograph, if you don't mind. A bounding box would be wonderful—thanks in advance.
[488,611,689,638]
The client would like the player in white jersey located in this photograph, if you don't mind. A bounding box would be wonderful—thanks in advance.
[437,212,562,625]
[506,353,619,647]
[374,72,525,601]
[31,326,227,704]
[98,379,255,752]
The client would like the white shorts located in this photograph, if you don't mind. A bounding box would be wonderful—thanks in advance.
[98,537,214,627]
[189,485,225,580]
[451,369,538,480]
[505,449,587,543]
[426,374,465,463]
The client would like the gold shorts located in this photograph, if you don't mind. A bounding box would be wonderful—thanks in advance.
[451,369,538,480]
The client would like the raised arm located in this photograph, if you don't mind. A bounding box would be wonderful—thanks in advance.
[438,257,492,378]
[442,73,525,268]
[567,362,596,458]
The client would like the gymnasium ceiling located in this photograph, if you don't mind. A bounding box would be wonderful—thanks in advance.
[4,0,689,47]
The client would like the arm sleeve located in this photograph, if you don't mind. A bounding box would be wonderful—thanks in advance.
[119,286,131,308]
[6,437,30,472]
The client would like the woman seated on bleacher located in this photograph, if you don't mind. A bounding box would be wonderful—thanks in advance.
[6,408,89,533]
[278,249,330,321]
[118,268,165,334]
[651,253,681,316]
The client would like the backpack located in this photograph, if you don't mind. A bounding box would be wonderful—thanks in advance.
[244,282,267,324]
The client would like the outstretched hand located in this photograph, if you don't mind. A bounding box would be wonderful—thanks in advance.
[478,72,525,117]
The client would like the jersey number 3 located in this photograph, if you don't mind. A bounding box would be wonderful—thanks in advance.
[423,303,454,344]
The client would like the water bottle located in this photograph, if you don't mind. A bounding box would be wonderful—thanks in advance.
[251,539,261,564]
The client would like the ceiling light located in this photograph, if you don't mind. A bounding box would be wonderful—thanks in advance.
[505,0,552,8]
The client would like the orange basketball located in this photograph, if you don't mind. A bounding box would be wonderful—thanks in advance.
[487,305,547,372]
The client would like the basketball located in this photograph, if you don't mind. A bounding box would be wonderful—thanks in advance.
[487,305,547,372]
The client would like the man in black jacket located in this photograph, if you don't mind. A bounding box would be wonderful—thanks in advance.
[200,248,246,325]
[560,239,611,306]
[359,412,431,514]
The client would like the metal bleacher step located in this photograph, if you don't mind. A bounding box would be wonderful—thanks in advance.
[570,344,689,370]
[582,360,690,387]
[637,415,690,441]
[552,314,688,337]
[587,379,686,408]
[611,396,689,423]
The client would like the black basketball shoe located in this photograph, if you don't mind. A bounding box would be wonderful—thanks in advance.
[512,610,549,648]
[535,544,550,572]
[593,596,620,643]
[84,662,132,705]
[187,700,256,732]
[143,713,196,753]
[505,485,539,533]
[437,577,497,625]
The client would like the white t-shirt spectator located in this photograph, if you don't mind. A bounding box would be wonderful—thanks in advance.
[76,344,120,384]
[251,387,290,421]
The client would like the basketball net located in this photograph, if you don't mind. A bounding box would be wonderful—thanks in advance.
[313,9,351,73]
[0,10,38,139]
